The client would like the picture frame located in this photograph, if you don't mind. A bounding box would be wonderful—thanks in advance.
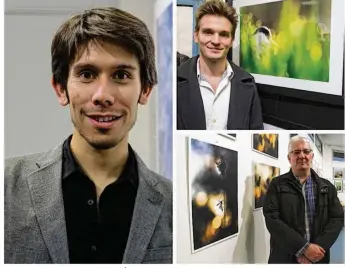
[333,167,344,179]
[218,133,237,140]
[333,180,343,192]
[333,150,345,162]
[232,0,345,97]
[307,133,315,143]
[252,134,279,159]
[188,138,239,253]
[315,134,323,155]
[253,162,280,210]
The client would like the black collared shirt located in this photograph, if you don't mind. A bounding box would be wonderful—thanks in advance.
[61,135,138,263]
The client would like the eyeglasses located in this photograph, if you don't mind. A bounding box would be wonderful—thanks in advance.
[289,149,313,156]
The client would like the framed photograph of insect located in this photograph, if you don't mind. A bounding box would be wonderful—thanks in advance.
[188,137,238,252]
[232,0,345,96]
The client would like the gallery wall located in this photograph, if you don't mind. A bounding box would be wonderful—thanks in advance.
[176,132,292,263]
[176,132,341,263]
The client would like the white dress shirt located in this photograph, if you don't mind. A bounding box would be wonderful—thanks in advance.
[197,59,234,130]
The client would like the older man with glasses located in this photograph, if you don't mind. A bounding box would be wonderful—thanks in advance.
[263,135,344,264]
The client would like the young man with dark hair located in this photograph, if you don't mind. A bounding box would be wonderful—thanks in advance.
[5,7,172,264]
[177,0,263,130]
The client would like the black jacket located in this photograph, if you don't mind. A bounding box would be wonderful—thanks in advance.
[177,56,264,130]
[263,169,344,264]
[177,52,190,67]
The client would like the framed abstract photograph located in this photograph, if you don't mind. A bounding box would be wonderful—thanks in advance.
[252,134,279,159]
[233,0,345,96]
[253,162,280,210]
[188,138,238,252]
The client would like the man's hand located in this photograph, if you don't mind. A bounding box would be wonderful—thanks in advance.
[304,243,325,262]
[297,255,312,264]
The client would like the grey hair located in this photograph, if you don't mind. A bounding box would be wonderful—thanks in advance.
[288,135,312,153]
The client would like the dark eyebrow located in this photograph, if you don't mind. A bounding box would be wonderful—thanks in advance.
[202,28,214,32]
[72,63,137,72]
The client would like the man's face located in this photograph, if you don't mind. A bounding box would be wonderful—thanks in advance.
[53,41,152,150]
[194,15,233,61]
[288,140,314,173]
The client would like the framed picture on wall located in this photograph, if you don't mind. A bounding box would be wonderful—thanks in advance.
[232,0,345,97]
[307,133,315,143]
[252,134,279,159]
[333,167,344,179]
[253,162,280,210]
[333,180,343,192]
[333,150,345,162]
[188,138,238,253]
[315,134,323,155]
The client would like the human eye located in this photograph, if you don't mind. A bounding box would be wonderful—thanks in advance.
[220,32,230,37]
[78,69,96,82]
[293,150,301,156]
[113,70,131,81]
[203,29,212,35]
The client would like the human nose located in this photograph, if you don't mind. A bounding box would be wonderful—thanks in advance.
[91,77,115,107]
[297,151,308,158]
[211,33,220,45]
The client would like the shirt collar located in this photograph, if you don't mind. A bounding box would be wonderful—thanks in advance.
[62,134,138,188]
[197,57,234,83]
[293,173,312,185]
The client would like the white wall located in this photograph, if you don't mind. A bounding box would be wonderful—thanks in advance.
[5,0,159,172]
[323,144,345,205]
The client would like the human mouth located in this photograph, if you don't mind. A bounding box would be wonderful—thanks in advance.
[86,114,123,129]
[207,47,223,52]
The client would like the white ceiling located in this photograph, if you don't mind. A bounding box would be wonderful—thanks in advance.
[319,134,345,149]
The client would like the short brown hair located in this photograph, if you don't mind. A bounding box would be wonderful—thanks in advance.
[195,0,238,39]
[51,7,157,93]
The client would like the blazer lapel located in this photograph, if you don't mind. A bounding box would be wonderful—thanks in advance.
[227,67,253,129]
[177,56,207,129]
[27,144,69,263]
[122,155,164,264]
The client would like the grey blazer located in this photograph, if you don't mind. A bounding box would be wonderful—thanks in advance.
[4,143,172,264]
[177,56,264,130]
